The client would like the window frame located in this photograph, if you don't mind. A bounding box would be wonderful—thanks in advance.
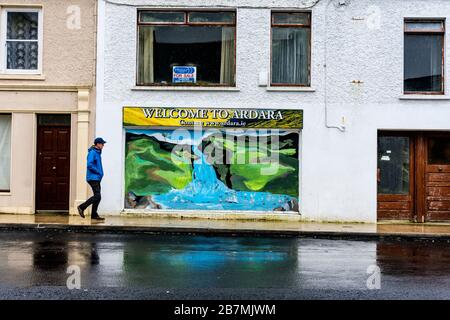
[136,9,237,87]
[0,113,12,193]
[0,7,43,75]
[270,10,312,87]
[403,18,445,95]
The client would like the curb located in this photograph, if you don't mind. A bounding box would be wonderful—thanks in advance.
[1,223,450,242]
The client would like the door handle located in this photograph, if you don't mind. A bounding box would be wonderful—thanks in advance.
[52,166,56,170]
[438,167,443,172]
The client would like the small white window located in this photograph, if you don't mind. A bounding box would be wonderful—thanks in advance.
[0,8,43,74]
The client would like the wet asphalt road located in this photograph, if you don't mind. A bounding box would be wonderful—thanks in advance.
[0,230,450,300]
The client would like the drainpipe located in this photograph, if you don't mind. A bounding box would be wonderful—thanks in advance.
[324,0,349,132]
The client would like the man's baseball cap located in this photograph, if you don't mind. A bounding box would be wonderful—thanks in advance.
[94,137,107,145]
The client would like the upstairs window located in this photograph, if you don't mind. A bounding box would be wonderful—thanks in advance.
[137,10,236,86]
[271,12,311,86]
[404,19,445,94]
[0,8,42,74]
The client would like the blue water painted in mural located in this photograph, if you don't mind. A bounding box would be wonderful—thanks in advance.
[127,129,295,211]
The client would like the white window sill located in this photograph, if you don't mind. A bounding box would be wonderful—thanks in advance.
[0,74,45,81]
[0,192,11,196]
[399,94,450,100]
[132,86,240,92]
[266,86,315,92]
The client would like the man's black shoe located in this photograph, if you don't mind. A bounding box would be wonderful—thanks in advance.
[77,206,85,218]
[91,215,105,221]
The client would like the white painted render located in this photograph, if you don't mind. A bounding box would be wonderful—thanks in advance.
[96,0,450,222]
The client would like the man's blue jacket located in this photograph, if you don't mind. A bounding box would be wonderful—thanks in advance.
[86,146,104,181]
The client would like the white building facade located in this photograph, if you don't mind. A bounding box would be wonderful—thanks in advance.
[96,0,450,223]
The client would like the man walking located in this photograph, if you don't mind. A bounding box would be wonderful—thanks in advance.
[77,137,107,220]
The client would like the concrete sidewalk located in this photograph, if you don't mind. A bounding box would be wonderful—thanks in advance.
[1,213,450,240]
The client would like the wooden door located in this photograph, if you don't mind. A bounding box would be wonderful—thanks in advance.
[36,120,71,211]
[377,133,415,220]
[424,133,450,221]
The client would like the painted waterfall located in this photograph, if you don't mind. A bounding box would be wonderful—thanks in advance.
[124,129,299,212]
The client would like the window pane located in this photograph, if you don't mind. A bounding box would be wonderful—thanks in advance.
[7,12,39,40]
[428,137,450,165]
[38,114,71,126]
[271,27,310,85]
[405,21,444,32]
[7,41,39,70]
[0,115,12,192]
[273,12,310,25]
[377,136,410,195]
[404,34,443,92]
[140,11,185,23]
[188,12,235,24]
[138,25,235,86]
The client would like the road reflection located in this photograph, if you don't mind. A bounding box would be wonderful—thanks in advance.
[376,241,450,276]
[0,231,449,290]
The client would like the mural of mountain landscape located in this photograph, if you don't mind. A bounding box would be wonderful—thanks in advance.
[124,129,299,212]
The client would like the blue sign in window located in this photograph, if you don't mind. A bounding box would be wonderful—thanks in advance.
[173,66,197,83]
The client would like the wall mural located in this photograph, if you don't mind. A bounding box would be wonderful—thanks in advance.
[123,107,302,213]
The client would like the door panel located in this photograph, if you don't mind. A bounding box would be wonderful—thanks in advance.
[378,201,410,211]
[428,201,450,211]
[56,182,70,204]
[36,119,71,212]
[377,134,414,220]
[427,173,450,183]
[425,134,450,221]
[56,130,70,152]
[42,130,54,151]
[427,186,450,197]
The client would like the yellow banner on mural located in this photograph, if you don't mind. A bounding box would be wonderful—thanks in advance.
[123,107,303,129]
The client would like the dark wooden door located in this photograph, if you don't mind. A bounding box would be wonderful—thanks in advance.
[377,133,415,220]
[36,124,71,211]
[424,133,450,222]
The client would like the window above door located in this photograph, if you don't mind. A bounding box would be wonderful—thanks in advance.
[270,11,311,87]
[404,19,445,95]
[0,7,43,75]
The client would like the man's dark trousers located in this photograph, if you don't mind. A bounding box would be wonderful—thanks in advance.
[79,180,101,217]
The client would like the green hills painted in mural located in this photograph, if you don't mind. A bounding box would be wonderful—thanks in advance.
[125,132,299,198]
[125,135,193,195]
